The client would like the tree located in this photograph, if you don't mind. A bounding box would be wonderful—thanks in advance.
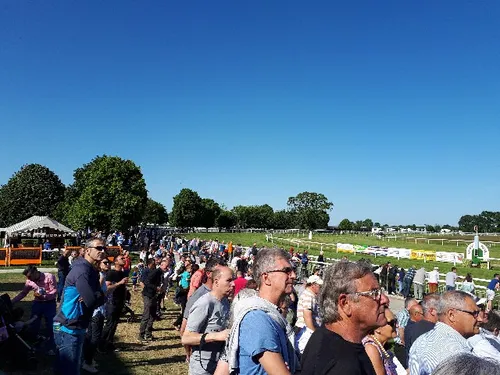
[216,210,236,231]
[287,192,333,230]
[170,188,203,229]
[273,210,296,229]
[58,155,147,231]
[199,198,221,229]
[425,225,436,232]
[0,164,66,227]
[362,219,374,229]
[142,198,168,225]
[338,218,353,231]
[374,222,381,228]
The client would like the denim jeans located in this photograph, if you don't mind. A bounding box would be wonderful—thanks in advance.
[31,300,56,350]
[54,328,85,375]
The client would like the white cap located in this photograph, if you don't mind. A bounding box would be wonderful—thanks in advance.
[307,275,324,285]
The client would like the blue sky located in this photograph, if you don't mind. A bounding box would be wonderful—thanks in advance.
[1,1,499,226]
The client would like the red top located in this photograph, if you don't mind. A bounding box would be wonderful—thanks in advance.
[233,276,248,295]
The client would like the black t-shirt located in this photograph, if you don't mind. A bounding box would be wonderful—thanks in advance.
[236,258,248,274]
[300,326,376,375]
[142,268,163,298]
[106,270,126,305]
[57,255,70,276]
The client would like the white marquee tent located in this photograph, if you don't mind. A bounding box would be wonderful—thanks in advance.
[3,216,76,238]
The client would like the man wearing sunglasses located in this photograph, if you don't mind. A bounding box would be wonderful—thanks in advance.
[409,290,485,375]
[53,238,107,375]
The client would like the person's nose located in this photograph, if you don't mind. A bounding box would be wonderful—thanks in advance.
[380,292,390,306]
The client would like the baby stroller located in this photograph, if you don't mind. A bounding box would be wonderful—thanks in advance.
[0,293,37,371]
[121,290,137,323]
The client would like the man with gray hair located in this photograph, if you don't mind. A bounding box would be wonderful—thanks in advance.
[224,247,299,375]
[409,290,485,375]
[404,294,440,362]
[433,353,500,375]
[300,260,390,375]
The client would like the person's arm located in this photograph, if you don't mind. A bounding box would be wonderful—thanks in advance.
[106,277,128,292]
[398,326,405,345]
[258,352,291,375]
[181,329,228,346]
[11,282,32,304]
[364,343,386,375]
[303,309,316,331]
[75,273,104,310]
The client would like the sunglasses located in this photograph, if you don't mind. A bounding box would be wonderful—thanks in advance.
[265,266,294,275]
[387,319,398,328]
[90,246,107,252]
[102,261,110,265]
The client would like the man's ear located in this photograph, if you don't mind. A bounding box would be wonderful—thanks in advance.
[338,294,353,317]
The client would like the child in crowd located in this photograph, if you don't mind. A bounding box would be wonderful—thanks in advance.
[131,267,139,292]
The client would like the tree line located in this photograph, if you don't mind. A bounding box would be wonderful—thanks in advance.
[0,157,333,232]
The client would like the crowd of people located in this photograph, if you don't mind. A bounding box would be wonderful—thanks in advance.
[5,234,500,375]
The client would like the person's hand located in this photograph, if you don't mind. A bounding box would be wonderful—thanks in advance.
[33,292,41,298]
[213,329,229,342]
[121,278,128,285]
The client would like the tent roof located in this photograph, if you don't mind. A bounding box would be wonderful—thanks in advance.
[5,216,76,235]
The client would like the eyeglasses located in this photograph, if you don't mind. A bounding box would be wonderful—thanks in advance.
[265,267,295,275]
[90,246,107,252]
[454,308,480,319]
[387,319,398,329]
[351,288,384,301]
[102,261,110,265]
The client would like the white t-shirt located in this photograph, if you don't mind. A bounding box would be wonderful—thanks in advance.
[445,272,457,287]
[428,270,439,284]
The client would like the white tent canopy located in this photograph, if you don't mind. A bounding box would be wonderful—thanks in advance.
[4,216,76,237]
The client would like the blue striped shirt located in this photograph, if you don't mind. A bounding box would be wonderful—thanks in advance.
[409,322,471,375]
[394,309,409,345]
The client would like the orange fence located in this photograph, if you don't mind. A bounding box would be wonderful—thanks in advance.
[8,246,43,266]
[0,248,7,266]
[0,245,122,266]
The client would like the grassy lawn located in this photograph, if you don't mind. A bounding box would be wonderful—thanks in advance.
[0,272,188,375]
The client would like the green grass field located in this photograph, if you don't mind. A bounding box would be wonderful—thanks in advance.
[0,273,188,375]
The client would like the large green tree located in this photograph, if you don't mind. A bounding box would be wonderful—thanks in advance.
[170,188,203,229]
[0,164,66,227]
[287,192,333,230]
[142,198,168,225]
[338,218,353,231]
[216,210,236,231]
[199,198,221,229]
[57,155,147,231]
[273,210,296,229]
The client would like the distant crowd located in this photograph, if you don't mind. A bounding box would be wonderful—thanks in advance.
[3,233,500,375]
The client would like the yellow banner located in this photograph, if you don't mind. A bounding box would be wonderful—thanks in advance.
[410,250,436,261]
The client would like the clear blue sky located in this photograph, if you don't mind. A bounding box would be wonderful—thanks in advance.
[1,1,499,226]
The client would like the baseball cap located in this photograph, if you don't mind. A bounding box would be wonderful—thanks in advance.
[307,275,324,285]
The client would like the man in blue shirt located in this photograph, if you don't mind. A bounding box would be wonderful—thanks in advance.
[53,238,107,375]
[225,248,299,375]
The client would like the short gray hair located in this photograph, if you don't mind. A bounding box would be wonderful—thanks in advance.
[320,260,373,324]
[252,247,291,288]
[433,353,500,375]
[437,290,474,315]
[421,293,441,315]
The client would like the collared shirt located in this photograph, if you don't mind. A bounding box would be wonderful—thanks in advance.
[12,272,57,303]
[394,308,410,345]
[409,322,471,375]
[469,332,500,361]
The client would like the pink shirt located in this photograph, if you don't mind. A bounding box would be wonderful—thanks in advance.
[12,272,57,303]
[233,277,248,295]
